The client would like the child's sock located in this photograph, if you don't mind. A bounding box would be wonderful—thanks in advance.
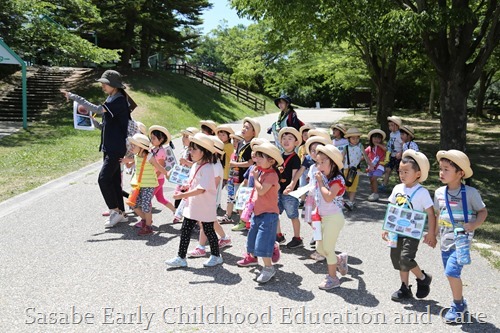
[197,244,206,250]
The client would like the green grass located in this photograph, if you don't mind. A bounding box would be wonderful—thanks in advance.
[341,108,500,268]
[0,69,266,203]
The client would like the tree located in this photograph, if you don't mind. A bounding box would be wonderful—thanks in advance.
[395,0,500,150]
[474,47,499,117]
[232,0,414,132]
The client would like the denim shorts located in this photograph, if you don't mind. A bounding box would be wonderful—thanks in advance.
[247,213,279,258]
[278,192,299,219]
[441,249,464,278]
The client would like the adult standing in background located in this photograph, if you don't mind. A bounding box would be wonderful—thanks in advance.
[267,94,303,151]
[62,70,135,228]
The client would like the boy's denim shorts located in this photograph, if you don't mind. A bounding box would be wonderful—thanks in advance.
[247,213,279,258]
[278,192,299,219]
[441,249,464,278]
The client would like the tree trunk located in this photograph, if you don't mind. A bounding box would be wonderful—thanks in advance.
[119,20,136,68]
[375,77,396,135]
[139,27,151,68]
[439,78,468,151]
[428,78,435,116]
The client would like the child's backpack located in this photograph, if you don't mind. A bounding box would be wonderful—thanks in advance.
[125,118,140,156]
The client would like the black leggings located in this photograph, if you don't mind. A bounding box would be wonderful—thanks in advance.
[178,218,219,259]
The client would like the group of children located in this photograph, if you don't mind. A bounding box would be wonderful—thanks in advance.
[110,113,486,324]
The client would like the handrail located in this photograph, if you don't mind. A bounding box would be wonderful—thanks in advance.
[166,63,266,111]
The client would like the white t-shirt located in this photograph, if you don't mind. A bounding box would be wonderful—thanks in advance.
[343,143,364,168]
[183,162,217,222]
[389,183,433,212]
[388,131,403,156]
[213,160,224,206]
[333,138,348,152]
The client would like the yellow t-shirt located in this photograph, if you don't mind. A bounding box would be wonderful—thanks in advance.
[223,142,234,180]
[131,155,158,188]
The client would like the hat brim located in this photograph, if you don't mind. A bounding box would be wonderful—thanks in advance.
[96,78,125,89]
[200,121,218,135]
[368,129,386,141]
[436,150,473,179]
[128,137,150,150]
[308,129,331,140]
[253,144,284,166]
[345,132,362,138]
[148,125,171,145]
[305,137,331,155]
[216,125,235,135]
[278,127,302,146]
[400,126,415,139]
[316,145,344,170]
[331,125,347,135]
[402,149,429,182]
[387,116,402,127]
[189,136,216,154]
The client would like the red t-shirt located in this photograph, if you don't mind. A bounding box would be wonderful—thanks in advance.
[253,170,280,216]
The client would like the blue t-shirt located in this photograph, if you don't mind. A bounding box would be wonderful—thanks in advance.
[243,165,256,188]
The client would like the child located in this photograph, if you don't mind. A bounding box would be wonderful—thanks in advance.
[236,142,283,283]
[380,116,403,192]
[200,120,217,136]
[366,129,388,202]
[216,124,235,188]
[165,133,222,268]
[400,125,419,152]
[146,126,175,223]
[172,127,199,223]
[382,149,436,301]
[122,133,159,236]
[221,117,260,230]
[331,123,348,151]
[314,144,348,289]
[342,128,371,210]
[275,127,302,248]
[434,150,487,323]
[188,136,232,257]
[296,125,312,208]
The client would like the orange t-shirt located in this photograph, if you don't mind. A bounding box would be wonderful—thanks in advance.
[253,170,280,216]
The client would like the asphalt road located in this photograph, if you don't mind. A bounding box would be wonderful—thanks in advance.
[0,108,498,333]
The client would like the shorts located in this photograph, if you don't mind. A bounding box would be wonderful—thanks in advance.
[247,213,279,258]
[441,249,464,278]
[390,236,420,271]
[278,192,299,219]
[227,182,241,204]
[135,187,155,213]
[368,169,384,178]
[343,168,360,192]
[386,156,401,171]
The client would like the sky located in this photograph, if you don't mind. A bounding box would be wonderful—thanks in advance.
[200,0,253,34]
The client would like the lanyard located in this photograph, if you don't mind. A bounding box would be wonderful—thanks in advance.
[402,185,423,209]
[445,184,468,226]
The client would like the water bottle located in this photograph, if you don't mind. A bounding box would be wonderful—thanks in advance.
[303,194,314,223]
[387,232,398,248]
[454,228,471,265]
[174,199,186,220]
[372,155,380,165]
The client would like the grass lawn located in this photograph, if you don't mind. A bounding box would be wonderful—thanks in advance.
[341,108,500,269]
[0,69,268,203]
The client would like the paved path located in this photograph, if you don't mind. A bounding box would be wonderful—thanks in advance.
[0,108,498,333]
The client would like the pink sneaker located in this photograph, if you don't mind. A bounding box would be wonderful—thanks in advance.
[188,247,207,258]
[218,237,232,249]
[134,219,146,228]
[272,242,281,263]
[102,210,110,217]
[138,225,153,236]
[237,253,258,267]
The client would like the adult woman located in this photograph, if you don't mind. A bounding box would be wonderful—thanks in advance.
[267,94,303,151]
[62,70,135,228]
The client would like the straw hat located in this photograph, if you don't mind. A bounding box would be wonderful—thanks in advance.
[299,124,313,136]
[243,117,261,137]
[278,127,302,145]
[305,136,331,155]
[200,120,218,134]
[230,131,244,142]
[400,125,415,139]
[403,149,430,182]
[189,133,216,154]
[316,144,344,170]
[148,125,171,145]
[330,123,347,135]
[436,150,473,179]
[128,133,150,150]
[253,142,284,166]
[136,121,147,135]
[344,127,362,138]
[96,70,125,89]
[181,127,200,136]
[308,128,331,140]
[210,136,225,155]
[367,129,386,141]
[387,116,402,128]
[216,124,235,136]
[250,137,269,149]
